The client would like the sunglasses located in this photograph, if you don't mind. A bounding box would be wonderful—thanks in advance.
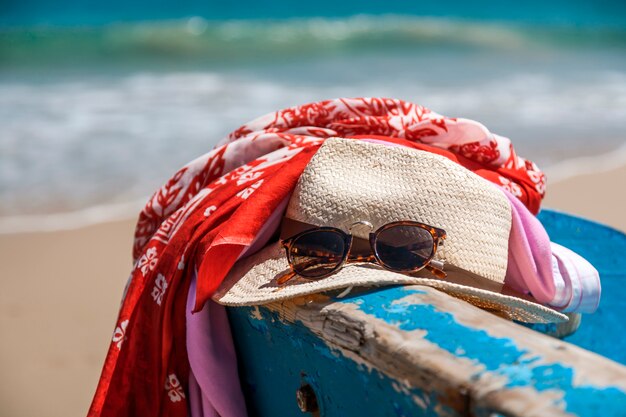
[278,220,447,286]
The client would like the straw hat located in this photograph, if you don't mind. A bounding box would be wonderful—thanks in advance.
[213,138,568,323]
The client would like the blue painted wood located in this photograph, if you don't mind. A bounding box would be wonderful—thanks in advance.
[227,305,448,417]
[538,209,626,364]
[337,286,626,417]
[227,285,626,416]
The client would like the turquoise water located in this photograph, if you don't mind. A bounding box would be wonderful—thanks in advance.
[3,0,626,27]
[1,5,626,217]
[2,16,626,74]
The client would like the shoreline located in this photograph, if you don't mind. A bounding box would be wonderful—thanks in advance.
[542,161,626,233]
[543,142,626,186]
[1,146,625,235]
[0,199,145,235]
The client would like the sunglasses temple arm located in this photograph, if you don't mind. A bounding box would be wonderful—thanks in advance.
[278,255,344,286]
[426,260,447,279]
[276,270,297,286]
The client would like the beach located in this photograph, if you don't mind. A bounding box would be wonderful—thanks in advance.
[0,163,623,417]
[2,5,626,415]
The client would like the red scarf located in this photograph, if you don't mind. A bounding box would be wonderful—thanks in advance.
[89,98,545,417]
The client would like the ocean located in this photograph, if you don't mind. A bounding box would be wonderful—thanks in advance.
[1,2,626,231]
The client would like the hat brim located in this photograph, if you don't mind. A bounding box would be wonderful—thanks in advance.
[213,243,568,323]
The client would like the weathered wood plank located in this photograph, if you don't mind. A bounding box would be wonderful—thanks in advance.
[228,284,626,416]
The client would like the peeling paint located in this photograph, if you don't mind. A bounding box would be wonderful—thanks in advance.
[249,305,263,321]
[344,287,528,369]
[246,305,268,333]
[228,304,453,417]
[342,286,626,416]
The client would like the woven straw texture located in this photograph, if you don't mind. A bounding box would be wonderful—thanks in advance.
[287,138,512,282]
[213,243,568,323]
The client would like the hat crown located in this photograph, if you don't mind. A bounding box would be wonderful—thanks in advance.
[286,138,512,282]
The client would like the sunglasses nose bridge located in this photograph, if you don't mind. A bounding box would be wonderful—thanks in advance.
[348,220,374,233]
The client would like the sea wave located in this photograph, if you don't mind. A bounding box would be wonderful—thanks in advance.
[2,15,626,71]
[1,69,626,217]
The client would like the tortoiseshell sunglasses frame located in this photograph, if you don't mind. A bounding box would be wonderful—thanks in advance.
[278,220,447,285]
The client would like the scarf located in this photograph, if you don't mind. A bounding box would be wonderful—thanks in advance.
[89,97,546,417]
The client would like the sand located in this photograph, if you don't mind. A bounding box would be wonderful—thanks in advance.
[0,165,624,417]
[0,220,135,417]
[543,163,626,232]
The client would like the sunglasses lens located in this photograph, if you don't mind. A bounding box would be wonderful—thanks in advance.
[288,230,347,278]
[375,225,434,271]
